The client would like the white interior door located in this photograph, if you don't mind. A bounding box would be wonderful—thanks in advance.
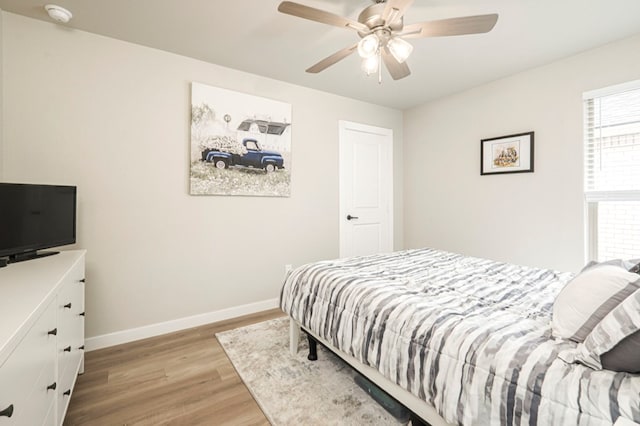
[339,120,393,258]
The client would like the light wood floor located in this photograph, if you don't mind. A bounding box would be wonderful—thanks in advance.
[64,309,285,425]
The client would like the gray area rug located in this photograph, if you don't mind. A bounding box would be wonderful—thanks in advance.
[216,317,405,425]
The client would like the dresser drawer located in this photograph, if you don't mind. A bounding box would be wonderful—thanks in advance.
[43,400,56,426]
[0,298,56,424]
[57,260,84,344]
[56,258,85,425]
[18,358,56,426]
[57,275,85,398]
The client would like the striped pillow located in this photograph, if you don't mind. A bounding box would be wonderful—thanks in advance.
[558,288,640,372]
[552,263,640,342]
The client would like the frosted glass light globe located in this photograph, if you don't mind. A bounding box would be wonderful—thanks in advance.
[358,34,380,59]
[361,55,379,75]
[387,37,413,63]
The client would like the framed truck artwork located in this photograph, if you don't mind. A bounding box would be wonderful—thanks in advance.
[190,82,292,196]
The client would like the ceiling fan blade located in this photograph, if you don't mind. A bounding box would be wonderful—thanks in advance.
[278,1,368,32]
[306,43,358,74]
[402,14,498,38]
[382,0,415,25]
[382,48,411,80]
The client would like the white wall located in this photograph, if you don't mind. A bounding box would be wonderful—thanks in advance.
[404,34,640,273]
[1,13,403,338]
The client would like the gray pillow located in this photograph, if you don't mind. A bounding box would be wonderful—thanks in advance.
[601,329,640,373]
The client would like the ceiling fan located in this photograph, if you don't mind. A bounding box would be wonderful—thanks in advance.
[278,0,498,82]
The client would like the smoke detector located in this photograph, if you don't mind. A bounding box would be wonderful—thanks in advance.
[44,4,73,23]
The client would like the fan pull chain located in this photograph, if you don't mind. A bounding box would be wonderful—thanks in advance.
[378,49,382,84]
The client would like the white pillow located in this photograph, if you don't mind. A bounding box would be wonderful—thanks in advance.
[552,264,640,342]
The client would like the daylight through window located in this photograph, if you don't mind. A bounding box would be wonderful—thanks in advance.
[584,80,640,261]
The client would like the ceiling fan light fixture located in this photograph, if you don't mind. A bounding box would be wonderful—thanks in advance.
[387,37,413,63]
[357,34,380,59]
[361,55,379,75]
[277,1,499,82]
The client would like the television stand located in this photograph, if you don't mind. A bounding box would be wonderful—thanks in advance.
[9,250,60,264]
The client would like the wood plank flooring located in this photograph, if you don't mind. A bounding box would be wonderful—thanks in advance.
[64,309,285,425]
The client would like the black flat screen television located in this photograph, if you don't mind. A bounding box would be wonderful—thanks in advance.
[0,183,77,263]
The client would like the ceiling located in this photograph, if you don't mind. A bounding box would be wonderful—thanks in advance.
[1,0,640,110]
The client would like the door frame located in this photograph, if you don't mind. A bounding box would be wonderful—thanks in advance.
[338,120,394,258]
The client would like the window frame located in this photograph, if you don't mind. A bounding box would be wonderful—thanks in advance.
[583,79,640,262]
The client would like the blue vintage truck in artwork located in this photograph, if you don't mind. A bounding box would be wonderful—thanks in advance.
[201,138,285,172]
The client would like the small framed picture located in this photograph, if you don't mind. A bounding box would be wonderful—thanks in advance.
[481,132,534,175]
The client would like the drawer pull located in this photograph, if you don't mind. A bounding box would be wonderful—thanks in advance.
[80,278,86,283]
[79,312,85,317]
[0,404,13,417]
[64,302,72,309]
[63,390,71,397]
[79,345,85,350]
[48,328,58,336]
[64,346,72,352]
[47,382,57,391]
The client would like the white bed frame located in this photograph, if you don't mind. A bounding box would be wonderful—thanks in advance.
[289,317,452,426]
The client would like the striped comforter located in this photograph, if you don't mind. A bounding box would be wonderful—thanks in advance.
[280,248,640,425]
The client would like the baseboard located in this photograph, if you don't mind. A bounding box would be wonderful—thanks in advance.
[85,298,280,351]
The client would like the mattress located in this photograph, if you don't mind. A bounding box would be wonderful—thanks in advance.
[280,248,640,425]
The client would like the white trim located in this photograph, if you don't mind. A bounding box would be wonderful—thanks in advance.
[585,201,598,263]
[583,79,640,99]
[85,298,279,351]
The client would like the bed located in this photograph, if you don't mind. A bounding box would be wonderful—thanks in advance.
[280,248,640,426]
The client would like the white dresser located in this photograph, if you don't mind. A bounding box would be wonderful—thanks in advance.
[0,250,85,425]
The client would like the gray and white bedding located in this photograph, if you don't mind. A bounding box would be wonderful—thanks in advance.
[279,248,640,425]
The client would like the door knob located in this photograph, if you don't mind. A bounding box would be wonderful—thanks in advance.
[346,214,359,220]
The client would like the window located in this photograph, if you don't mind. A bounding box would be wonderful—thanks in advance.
[584,80,640,261]
[245,140,259,150]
